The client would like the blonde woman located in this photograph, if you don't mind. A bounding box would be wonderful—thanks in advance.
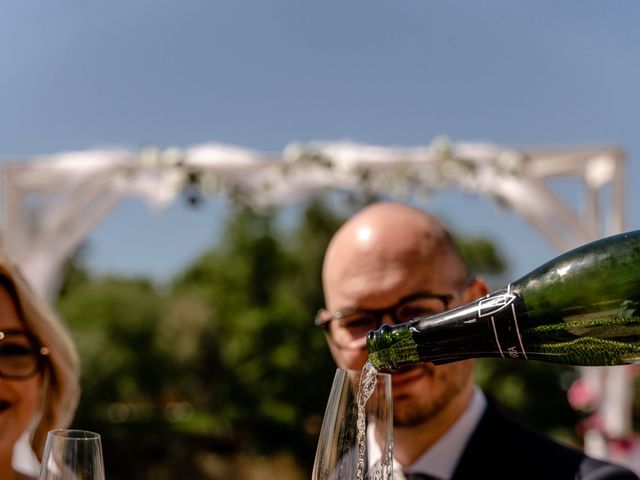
[0,256,80,480]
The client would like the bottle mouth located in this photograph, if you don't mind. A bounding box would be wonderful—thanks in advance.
[366,324,419,370]
[366,325,390,369]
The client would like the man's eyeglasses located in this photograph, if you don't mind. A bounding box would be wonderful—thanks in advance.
[0,330,49,380]
[315,291,456,350]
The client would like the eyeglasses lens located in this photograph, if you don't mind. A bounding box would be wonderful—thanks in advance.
[330,313,378,348]
[329,296,449,349]
[0,333,40,379]
[395,297,447,322]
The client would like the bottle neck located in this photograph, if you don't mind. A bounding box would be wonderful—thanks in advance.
[410,286,529,364]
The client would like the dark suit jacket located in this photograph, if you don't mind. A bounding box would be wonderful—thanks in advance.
[451,397,639,480]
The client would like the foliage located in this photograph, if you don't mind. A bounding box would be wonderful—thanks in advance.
[454,234,508,277]
[169,202,342,463]
[57,277,169,412]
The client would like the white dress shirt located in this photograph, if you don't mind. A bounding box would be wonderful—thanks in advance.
[369,386,487,480]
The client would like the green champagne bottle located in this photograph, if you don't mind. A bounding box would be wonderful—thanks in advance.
[366,230,640,370]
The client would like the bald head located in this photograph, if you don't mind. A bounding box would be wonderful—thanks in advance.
[322,202,467,309]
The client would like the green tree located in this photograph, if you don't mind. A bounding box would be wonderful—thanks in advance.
[171,200,345,467]
[57,276,169,418]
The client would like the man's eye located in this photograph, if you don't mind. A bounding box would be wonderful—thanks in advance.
[397,306,436,320]
[342,316,376,330]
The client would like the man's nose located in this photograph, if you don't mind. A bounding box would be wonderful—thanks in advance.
[380,312,396,326]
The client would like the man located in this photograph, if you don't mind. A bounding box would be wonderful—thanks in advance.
[316,202,638,480]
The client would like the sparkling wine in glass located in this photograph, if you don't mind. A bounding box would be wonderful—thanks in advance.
[312,366,393,480]
[38,429,105,480]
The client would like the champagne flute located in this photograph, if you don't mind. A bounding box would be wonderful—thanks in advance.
[312,367,393,480]
[38,429,105,480]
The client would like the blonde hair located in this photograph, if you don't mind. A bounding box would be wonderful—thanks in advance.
[0,256,80,459]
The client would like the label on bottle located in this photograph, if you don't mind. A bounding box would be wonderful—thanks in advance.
[479,287,528,360]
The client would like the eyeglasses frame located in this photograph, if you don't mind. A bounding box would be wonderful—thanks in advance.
[315,277,476,350]
[0,328,50,380]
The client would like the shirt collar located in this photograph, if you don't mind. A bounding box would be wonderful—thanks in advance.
[403,386,487,479]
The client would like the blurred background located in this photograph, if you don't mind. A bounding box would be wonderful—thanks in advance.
[2,1,640,478]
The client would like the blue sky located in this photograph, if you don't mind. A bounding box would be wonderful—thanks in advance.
[1,1,639,285]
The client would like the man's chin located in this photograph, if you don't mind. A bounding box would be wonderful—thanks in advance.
[393,402,434,428]
[390,364,442,426]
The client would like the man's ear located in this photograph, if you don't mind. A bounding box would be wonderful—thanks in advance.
[465,275,489,302]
